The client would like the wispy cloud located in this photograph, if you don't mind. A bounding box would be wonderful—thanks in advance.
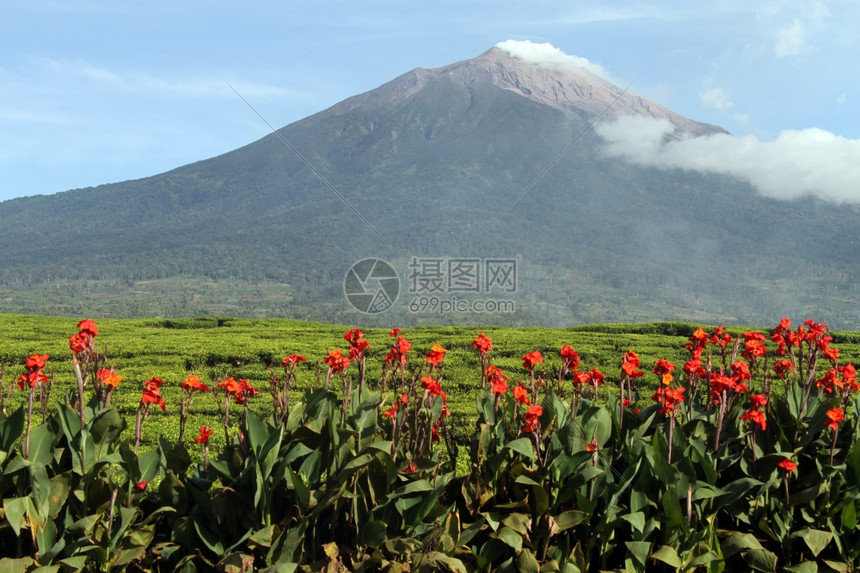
[699,87,733,110]
[595,114,860,203]
[495,40,610,80]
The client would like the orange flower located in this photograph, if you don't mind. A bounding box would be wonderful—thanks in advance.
[522,351,543,370]
[181,374,209,393]
[218,376,241,394]
[98,367,123,388]
[194,426,213,444]
[652,385,685,416]
[585,437,598,453]
[323,349,351,373]
[826,408,845,431]
[69,331,92,354]
[426,343,447,367]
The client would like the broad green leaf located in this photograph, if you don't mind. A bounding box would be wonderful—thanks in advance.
[650,545,682,568]
[556,510,589,531]
[517,548,539,573]
[625,541,651,567]
[620,511,646,533]
[720,532,765,558]
[792,527,833,557]
[742,548,778,572]
[506,437,534,458]
[495,526,523,552]
[784,563,818,573]
[0,407,25,454]
[3,497,28,536]
[841,501,857,531]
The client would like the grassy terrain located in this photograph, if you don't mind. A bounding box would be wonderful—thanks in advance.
[4,313,860,459]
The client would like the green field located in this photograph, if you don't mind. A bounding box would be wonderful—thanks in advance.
[4,313,860,457]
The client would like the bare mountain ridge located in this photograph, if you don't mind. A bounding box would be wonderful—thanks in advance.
[329,47,727,138]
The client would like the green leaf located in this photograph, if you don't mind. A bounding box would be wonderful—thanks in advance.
[742,548,778,572]
[555,510,589,531]
[27,423,56,466]
[783,563,818,573]
[620,511,646,534]
[650,545,681,567]
[3,497,28,536]
[0,407,25,454]
[194,518,225,556]
[792,527,833,557]
[625,541,651,567]
[495,526,523,552]
[506,437,534,458]
[517,548,539,573]
[841,501,857,531]
[720,532,765,558]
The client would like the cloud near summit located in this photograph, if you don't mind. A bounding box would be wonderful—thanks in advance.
[495,40,610,79]
[594,115,860,204]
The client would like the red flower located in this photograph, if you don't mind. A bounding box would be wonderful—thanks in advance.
[218,376,241,394]
[388,328,401,338]
[194,426,213,444]
[826,408,845,431]
[282,354,307,367]
[683,358,707,380]
[323,349,351,373]
[778,458,797,472]
[135,480,147,492]
[823,347,840,362]
[180,374,208,393]
[491,378,509,395]
[522,351,543,370]
[141,383,166,412]
[426,343,447,367]
[513,382,530,405]
[560,345,580,372]
[585,437,598,453]
[69,331,92,354]
[685,328,709,358]
[421,376,442,397]
[472,333,493,356]
[750,394,768,408]
[621,351,644,378]
[523,405,543,433]
[25,354,50,370]
[17,370,48,389]
[652,385,685,416]
[382,404,398,420]
[76,319,99,337]
[773,359,794,379]
[741,408,767,431]
[652,359,675,385]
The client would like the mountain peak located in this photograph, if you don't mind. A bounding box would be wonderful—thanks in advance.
[335,43,726,138]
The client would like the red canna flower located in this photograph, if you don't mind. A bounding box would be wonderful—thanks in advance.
[773,359,794,379]
[76,319,99,337]
[426,343,447,367]
[823,347,840,362]
[522,405,543,433]
[741,407,767,431]
[382,404,398,420]
[194,426,213,444]
[180,374,208,393]
[621,351,644,378]
[472,333,493,356]
[778,458,797,472]
[69,331,93,355]
[490,378,509,395]
[585,437,598,453]
[560,345,580,372]
[652,359,675,385]
[323,349,351,373]
[388,328,401,338]
[522,351,543,370]
[282,354,307,367]
[685,328,710,358]
[652,385,685,416]
[826,408,845,431]
[141,385,166,412]
[750,393,768,408]
[421,376,442,397]
[135,480,147,492]
[513,381,530,405]
[26,354,50,370]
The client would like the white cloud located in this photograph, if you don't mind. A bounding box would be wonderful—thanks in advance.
[775,19,806,57]
[699,87,734,110]
[495,40,610,79]
[595,115,860,203]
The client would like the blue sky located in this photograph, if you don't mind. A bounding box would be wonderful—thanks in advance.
[2,0,859,202]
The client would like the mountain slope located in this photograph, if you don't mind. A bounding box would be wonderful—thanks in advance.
[1,47,858,327]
